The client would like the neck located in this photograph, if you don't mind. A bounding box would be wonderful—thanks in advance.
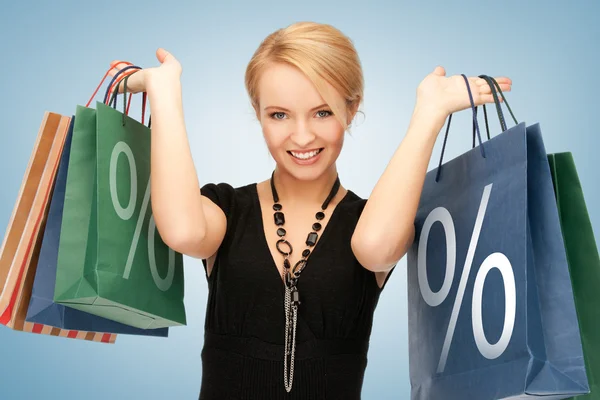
[271,165,340,207]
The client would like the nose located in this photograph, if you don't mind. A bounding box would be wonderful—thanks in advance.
[290,120,316,148]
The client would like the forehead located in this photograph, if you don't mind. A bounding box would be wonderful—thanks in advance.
[258,62,340,109]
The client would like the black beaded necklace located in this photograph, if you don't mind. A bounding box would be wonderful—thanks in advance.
[269,170,341,393]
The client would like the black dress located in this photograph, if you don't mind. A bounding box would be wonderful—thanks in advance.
[199,182,394,400]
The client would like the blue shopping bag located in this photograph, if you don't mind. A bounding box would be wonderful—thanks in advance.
[25,116,168,337]
[406,75,588,399]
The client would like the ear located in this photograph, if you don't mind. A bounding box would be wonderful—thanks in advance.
[346,98,360,126]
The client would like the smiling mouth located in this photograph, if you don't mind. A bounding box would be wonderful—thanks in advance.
[287,148,324,160]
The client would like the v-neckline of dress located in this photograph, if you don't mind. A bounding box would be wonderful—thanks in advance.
[251,182,351,288]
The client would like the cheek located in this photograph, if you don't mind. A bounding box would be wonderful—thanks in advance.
[261,121,287,149]
[317,119,345,146]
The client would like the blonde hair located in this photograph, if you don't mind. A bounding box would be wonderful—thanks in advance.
[245,21,364,131]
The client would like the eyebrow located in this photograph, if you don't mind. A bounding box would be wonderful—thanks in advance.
[263,103,329,112]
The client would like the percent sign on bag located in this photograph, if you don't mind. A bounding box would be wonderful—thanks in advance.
[109,140,175,291]
[95,102,186,328]
[408,75,587,399]
[406,115,534,399]
[408,121,588,399]
[54,103,186,330]
[416,183,516,374]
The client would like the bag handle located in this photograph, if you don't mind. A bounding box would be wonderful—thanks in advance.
[105,66,150,126]
[109,73,144,126]
[471,75,519,148]
[103,65,140,104]
[471,106,491,148]
[85,62,133,107]
[435,74,486,182]
[106,73,134,113]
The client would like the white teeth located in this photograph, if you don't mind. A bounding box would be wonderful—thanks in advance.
[291,149,320,160]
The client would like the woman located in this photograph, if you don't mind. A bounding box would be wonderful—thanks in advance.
[110,21,511,399]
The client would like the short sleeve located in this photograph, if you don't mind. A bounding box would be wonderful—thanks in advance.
[200,182,236,221]
[379,264,396,291]
[200,182,236,277]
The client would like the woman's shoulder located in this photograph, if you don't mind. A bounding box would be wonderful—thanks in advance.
[342,188,366,202]
[201,181,256,197]
[200,181,257,213]
[337,188,368,218]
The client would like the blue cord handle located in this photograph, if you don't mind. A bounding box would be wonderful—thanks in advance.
[103,65,141,105]
[435,74,486,182]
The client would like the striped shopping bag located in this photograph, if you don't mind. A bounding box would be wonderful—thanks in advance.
[0,111,116,343]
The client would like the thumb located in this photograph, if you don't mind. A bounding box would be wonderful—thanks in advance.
[432,66,446,76]
[156,48,175,64]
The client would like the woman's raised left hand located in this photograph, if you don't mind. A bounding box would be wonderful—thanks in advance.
[415,66,512,119]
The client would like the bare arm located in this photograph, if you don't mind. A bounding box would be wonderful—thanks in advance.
[351,107,445,272]
[120,49,227,261]
[351,68,512,273]
[147,76,225,259]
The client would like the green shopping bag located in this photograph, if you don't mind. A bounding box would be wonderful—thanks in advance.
[54,75,186,329]
[549,152,600,399]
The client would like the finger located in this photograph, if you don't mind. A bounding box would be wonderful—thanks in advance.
[108,64,132,77]
[467,77,489,94]
[109,60,132,69]
[493,77,512,85]
[474,76,511,86]
[108,66,119,77]
[476,81,512,95]
[108,69,140,94]
[433,66,445,76]
[108,61,132,77]
[482,84,512,95]
[475,76,511,84]
[478,94,504,105]
[469,77,484,87]
[474,77,496,92]
[156,48,175,64]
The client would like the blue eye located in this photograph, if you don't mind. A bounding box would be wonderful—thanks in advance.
[270,112,287,120]
[316,110,332,118]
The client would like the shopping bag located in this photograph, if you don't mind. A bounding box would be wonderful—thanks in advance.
[12,200,117,344]
[0,112,70,326]
[25,115,168,337]
[54,72,186,329]
[406,75,588,399]
[549,152,600,400]
[0,112,116,344]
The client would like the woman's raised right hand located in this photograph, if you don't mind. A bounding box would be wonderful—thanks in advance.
[109,48,182,94]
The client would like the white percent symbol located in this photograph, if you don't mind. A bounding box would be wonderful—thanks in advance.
[418,183,516,373]
[109,141,175,292]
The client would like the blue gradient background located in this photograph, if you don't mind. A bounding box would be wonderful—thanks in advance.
[1,1,599,399]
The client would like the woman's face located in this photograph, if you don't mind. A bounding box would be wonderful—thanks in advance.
[255,62,350,181]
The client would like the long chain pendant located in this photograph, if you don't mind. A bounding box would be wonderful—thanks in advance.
[270,171,341,393]
[284,285,298,393]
